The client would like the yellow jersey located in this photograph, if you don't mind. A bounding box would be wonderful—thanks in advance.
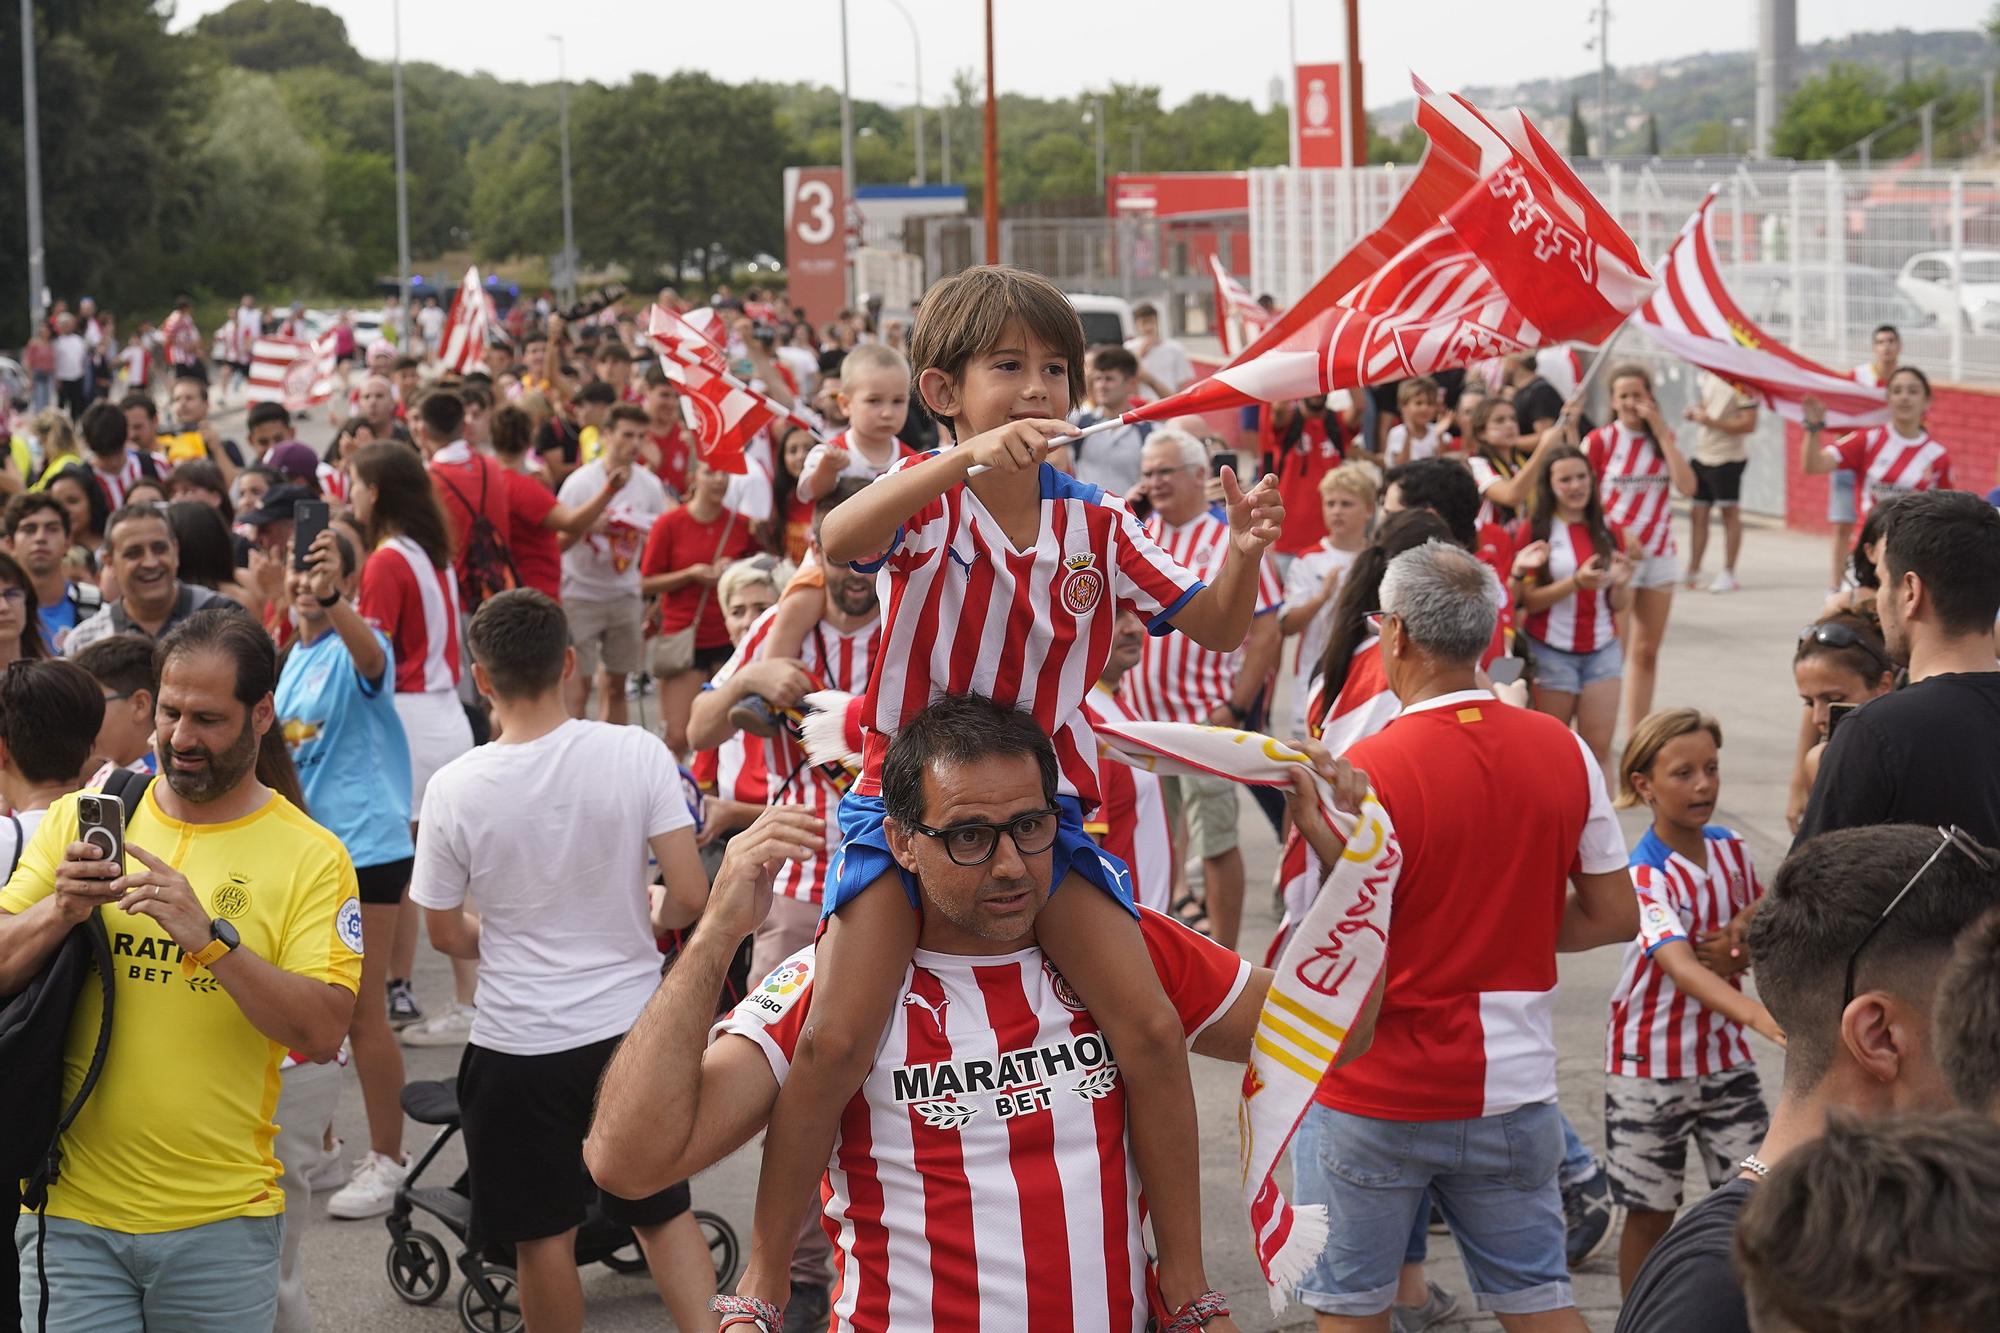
[1,787,363,1232]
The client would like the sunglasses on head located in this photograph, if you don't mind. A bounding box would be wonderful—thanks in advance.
[1842,825,1998,1009]
[1798,621,1894,676]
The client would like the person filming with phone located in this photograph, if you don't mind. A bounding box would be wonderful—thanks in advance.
[0,609,363,1331]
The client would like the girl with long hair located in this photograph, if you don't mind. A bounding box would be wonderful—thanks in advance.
[1465,394,1578,529]
[0,552,49,665]
[1582,364,1696,735]
[1785,612,1897,833]
[1513,445,1633,760]
[1306,507,1455,752]
[1799,366,1952,572]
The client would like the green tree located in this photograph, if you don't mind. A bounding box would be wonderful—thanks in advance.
[193,0,362,75]
[177,69,327,292]
[1642,113,1660,156]
[1772,61,1891,159]
[1568,95,1588,157]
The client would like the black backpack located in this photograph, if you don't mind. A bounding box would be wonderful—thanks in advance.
[433,459,519,614]
[0,770,150,1331]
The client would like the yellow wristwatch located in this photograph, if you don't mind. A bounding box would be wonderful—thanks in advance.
[181,918,241,977]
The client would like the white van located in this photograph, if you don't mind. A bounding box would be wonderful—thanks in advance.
[1067,294,1135,348]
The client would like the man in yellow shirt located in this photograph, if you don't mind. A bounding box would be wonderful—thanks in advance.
[0,609,360,1332]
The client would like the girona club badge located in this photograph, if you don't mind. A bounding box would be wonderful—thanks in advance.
[1058,552,1104,616]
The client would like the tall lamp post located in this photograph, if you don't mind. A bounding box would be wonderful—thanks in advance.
[549,34,577,309]
[983,0,998,263]
[881,0,924,186]
[838,0,856,305]
[20,0,46,329]
[392,0,411,346]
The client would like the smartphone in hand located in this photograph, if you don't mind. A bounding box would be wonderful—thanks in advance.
[76,793,125,866]
[1210,450,1240,478]
[292,500,331,573]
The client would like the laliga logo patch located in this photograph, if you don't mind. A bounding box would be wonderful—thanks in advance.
[335,896,365,955]
[1058,552,1103,615]
[762,959,811,997]
[1043,959,1087,1011]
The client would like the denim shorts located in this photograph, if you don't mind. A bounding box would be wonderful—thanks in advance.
[16,1213,282,1333]
[1291,1101,1573,1317]
[1826,468,1858,525]
[1525,635,1624,694]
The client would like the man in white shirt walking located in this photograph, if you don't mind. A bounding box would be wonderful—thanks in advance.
[411,589,716,1333]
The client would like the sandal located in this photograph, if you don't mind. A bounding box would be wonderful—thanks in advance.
[1161,1289,1231,1332]
[1170,893,1210,934]
[710,1294,784,1331]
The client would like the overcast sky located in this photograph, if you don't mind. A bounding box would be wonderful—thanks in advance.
[170,1,1988,113]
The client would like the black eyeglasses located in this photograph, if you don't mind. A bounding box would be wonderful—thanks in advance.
[1799,621,1894,676]
[1842,825,1996,1008]
[908,807,1061,867]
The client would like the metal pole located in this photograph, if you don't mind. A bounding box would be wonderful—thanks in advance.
[883,0,923,186]
[392,0,411,348]
[1596,4,1610,157]
[1920,100,1934,168]
[1950,171,1965,383]
[839,0,856,304]
[1286,0,1299,171]
[1985,71,1996,155]
[20,0,46,329]
[982,0,998,264]
[1094,96,1106,202]
[552,35,576,310]
[1344,0,1365,166]
[941,96,952,185]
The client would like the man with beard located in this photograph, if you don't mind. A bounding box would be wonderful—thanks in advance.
[63,505,248,658]
[355,374,412,446]
[0,610,362,1331]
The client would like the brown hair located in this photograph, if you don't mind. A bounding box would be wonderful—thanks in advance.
[1936,905,2000,1115]
[607,403,650,431]
[907,266,1086,432]
[489,405,533,458]
[1396,376,1440,408]
[1735,1110,2000,1333]
[1615,707,1723,809]
[350,442,452,571]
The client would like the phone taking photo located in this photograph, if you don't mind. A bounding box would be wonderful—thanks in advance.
[1825,701,1857,740]
[1210,450,1240,478]
[292,499,331,572]
[76,793,125,867]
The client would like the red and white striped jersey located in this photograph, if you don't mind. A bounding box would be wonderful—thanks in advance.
[1520,520,1626,654]
[1467,451,1522,529]
[690,731,768,805]
[316,460,348,503]
[1585,423,1676,558]
[798,431,918,501]
[715,909,1251,1333]
[90,452,168,509]
[1082,683,1172,914]
[1605,826,1764,1079]
[713,605,879,904]
[857,460,1204,809]
[1122,511,1282,726]
[1827,426,1952,531]
[358,536,461,694]
[1282,540,1360,743]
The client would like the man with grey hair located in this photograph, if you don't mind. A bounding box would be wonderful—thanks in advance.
[1290,539,1639,1331]
[1121,428,1284,949]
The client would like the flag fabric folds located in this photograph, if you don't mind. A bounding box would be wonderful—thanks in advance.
[246,333,338,411]
[1119,77,1655,426]
[1211,254,1273,358]
[437,266,493,375]
[1635,190,1889,427]
[646,304,816,474]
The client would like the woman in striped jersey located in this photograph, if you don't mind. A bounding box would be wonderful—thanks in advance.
[1799,366,1954,548]
[1583,365,1696,737]
[1512,445,1633,761]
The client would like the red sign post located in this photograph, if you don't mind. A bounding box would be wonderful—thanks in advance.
[1296,64,1347,168]
[784,166,847,331]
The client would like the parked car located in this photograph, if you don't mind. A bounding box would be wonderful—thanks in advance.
[1067,294,1135,348]
[1726,262,1935,340]
[1895,250,2000,335]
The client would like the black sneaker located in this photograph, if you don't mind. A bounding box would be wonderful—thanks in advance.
[386,978,422,1029]
[1562,1165,1619,1268]
[782,1281,830,1333]
[729,693,783,739]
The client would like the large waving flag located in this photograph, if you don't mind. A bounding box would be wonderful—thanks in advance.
[1103,79,1653,430]
[246,332,338,411]
[648,305,816,474]
[437,266,493,375]
[1211,254,1273,357]
[1635,190,1888,427]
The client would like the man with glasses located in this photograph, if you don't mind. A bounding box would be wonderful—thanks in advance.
[1617,823,1999,1333]
[72,635,160,783]
[1121,429,1284,949]
[589,691,1375,1333]
[1798,491,2000,844]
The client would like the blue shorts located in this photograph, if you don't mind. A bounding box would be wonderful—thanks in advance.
[1524,635,1624,694]
[821,791,1137,921]
[1291,1101,1573,1318]
[1826,468,1858,525]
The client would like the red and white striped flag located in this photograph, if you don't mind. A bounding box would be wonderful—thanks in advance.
[1636,190,1888,427]
[1211,254,1273,358]
[437,266,492,374]
[648,304,811,474]
[1111,79,1653,428]
[246,333,338,411]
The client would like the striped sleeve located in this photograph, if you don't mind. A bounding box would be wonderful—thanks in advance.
[1255,552,1285,615]
[1634,866,1687,956]
[1105,502,1203,631]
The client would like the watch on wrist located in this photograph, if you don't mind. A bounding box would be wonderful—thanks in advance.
[181,916,241,977]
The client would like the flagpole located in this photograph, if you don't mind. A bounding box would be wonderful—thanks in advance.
[392,0,411,350]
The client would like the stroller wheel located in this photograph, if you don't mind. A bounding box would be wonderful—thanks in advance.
[600,1240,649,1275]
[385,1230,451,1306]
[457,1264,522,1333]
[697,1210,741,1292]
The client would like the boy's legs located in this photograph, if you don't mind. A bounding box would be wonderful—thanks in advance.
[1603,1075,1698,1293]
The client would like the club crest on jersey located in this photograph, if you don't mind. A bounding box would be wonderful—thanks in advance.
[1058,552,1104,615]
[1043,959,1087,1011]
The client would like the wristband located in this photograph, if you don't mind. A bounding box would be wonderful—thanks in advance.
[1218,701,1244,723]
[316,591,342,608]
[1804,420,1825,433]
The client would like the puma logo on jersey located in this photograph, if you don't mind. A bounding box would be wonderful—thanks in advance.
[944,545,974,576]
[903,991,950,1031]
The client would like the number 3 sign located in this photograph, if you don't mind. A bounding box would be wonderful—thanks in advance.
[784,166,847,331]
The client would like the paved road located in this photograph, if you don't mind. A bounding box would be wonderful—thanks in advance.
[278,432,1818,1329]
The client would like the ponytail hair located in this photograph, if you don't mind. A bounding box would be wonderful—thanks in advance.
[1311,508,1452,724]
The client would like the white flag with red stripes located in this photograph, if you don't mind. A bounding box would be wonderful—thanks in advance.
[246,333,337,411]
[648,304,810,474]
[1211,254,1273,358]
[1636,190,1889,427]
[437,266,492,375]
[1119,78,1653,426]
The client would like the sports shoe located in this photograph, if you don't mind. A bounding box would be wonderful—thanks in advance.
[325,1150,410,1220]
[303,1137,349,1193]
[782,1282,831,1333]
[1710,570,1741,593]
[1390,1281,1459,1333]
[386,978,422,1028]
[1563,1165,1620,1268]
[728,693,782,739]
[399,1002,476,1048]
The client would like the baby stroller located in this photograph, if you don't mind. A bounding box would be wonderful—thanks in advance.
[382,1078,742,1333]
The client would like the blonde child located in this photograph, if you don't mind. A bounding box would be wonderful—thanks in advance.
[1278,460,1377,743]
[1606,709,1783,1294]
[1382,377,1444,467]
[716,266,1283,1332]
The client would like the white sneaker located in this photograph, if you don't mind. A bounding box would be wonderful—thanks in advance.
[325,1151,410,1220]
[399,1002,476,1048]
[303,1136,349,1193]
[1710,570,1741,593]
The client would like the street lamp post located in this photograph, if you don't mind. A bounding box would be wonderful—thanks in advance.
[839,0,856,305]
[1083,98,1105,201]
[20,0,46,329]
[392,0,411,347]
[550,34,577,309]
[882,0,924,186]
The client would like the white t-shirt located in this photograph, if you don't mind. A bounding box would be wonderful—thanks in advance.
[1282,541,1360,743]
[418,305,445,344]
[52,334,88,381]
[2,807,49,879]
[557,459,672,602]
[410,719,694,1055]
[1385,420,1444,465]
[1126,336,1195,393]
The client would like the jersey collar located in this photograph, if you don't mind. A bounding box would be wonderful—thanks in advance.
[1397,688,1492,717]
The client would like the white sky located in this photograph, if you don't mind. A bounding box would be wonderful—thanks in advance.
[169,1,1988,113]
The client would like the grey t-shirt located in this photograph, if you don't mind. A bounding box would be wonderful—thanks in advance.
[64,582,247,657]
[1067,412,1154,498]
